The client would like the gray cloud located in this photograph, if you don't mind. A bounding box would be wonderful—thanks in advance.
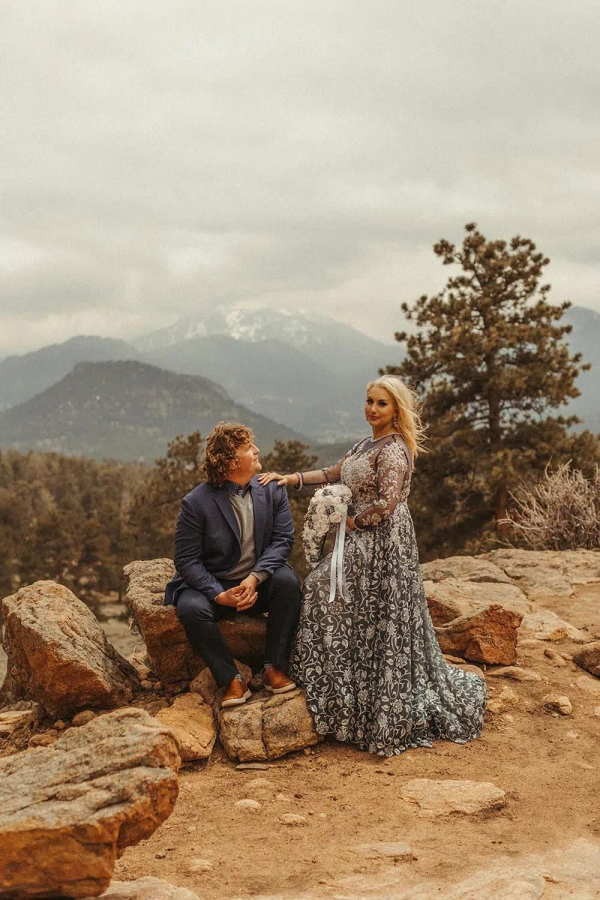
[1,0,599,355]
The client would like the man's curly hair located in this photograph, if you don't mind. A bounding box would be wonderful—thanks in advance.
[204,422,255,486]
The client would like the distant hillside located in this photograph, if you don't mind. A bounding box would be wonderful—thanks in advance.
[0,360,307,462]
[0,336,139,410]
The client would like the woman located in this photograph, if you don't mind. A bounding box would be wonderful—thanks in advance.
[259,375,487,757]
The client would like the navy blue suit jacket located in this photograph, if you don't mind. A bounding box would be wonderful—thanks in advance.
[164,476,295,605]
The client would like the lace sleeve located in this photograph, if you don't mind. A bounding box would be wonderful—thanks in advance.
[302,440,364,486]
[355,440,409,528]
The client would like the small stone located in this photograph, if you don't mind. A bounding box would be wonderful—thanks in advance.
[244,778,274,791]
[53,719,67,730]
[542,694,573,716]
[566,730,580,739]
[488,666,542,682]
[155,851,167,859]
[280,813,308,825]
[72,710,96,727]
[573,642,600,678]
[520,610,587,643]
[317,812,327,819]
[353,841,414,860]
[152,681,163,690]
[544,648,567,667]
[28,730,59,747]
[234,799,261,811]
[594,707,600,717]
[187,858,213,874]
[276,793,291,802]
[141,679,153,691]
[187,825,197,834]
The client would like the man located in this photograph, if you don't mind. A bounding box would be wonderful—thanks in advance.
[164,421,301,708]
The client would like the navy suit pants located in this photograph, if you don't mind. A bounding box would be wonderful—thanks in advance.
[176,565,301,686]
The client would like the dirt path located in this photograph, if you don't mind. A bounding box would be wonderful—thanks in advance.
[114,588,600,899]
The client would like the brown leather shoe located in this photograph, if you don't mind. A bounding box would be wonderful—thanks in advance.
[264,667,296,694]
[221,677,251,708]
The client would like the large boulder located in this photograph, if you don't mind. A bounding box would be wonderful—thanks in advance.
[123,560,266,691]
[435,605,522,665]
[485,549,600,599]
[573,641,600,678]
[156,692,217,762]
[1,581,140,717]
[0,708,180,899]
[422,556,512,584]
[425,579,531,626]
[217,688,321,762]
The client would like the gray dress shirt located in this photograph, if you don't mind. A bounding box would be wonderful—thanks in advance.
[224,482,267,584]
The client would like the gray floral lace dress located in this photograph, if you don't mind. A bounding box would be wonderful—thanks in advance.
[289,434,487,757]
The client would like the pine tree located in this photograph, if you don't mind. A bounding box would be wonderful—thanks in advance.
[387,223,598,556]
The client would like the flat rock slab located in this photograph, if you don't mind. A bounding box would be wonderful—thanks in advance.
[123,559,266,691]
[422,556,512,584]
[520,609,587,643]
[425,579,531,626]
[156,692,216,762]
[485,549,600,599]
[353,842,414,860]
[217,688,321,762]
[487,666,542,682]
[0,708,180,899]
[397,870,546,899]
[400,778,506,817]
[435,604,521,665]
[1,581,140,717]
[84,878,201,899]
[393,837,600,900]
[573,640,600,677]
[0,708,38,738]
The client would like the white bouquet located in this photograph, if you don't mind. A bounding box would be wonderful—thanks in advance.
[303,483,352,569]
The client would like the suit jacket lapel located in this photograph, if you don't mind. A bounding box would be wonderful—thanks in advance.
[251,477,266,559]
[212,487,241,545]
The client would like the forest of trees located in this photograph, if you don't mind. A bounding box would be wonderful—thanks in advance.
[0,224,598,604]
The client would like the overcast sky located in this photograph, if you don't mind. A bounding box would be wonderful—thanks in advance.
[1,0,599,357]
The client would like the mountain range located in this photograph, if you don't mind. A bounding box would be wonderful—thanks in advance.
[0,308,395,441]
[0,305,597,463]
[0,360,306,463]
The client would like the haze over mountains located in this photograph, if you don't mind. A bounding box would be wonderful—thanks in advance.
[0,305,597,463]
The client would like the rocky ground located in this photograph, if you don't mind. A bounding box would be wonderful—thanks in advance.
[108,582,600,900]
[1,557,599,899]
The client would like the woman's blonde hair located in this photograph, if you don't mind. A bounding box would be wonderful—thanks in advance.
[366,375,427,460]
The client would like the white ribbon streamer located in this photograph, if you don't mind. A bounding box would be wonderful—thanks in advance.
[328,517,350,603]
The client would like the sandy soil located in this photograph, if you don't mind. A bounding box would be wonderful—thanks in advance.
[111,584,600,899]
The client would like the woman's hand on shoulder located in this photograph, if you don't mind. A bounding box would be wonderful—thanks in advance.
[258,472,297,487]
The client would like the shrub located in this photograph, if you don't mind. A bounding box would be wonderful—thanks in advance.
[502,463,600,550]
